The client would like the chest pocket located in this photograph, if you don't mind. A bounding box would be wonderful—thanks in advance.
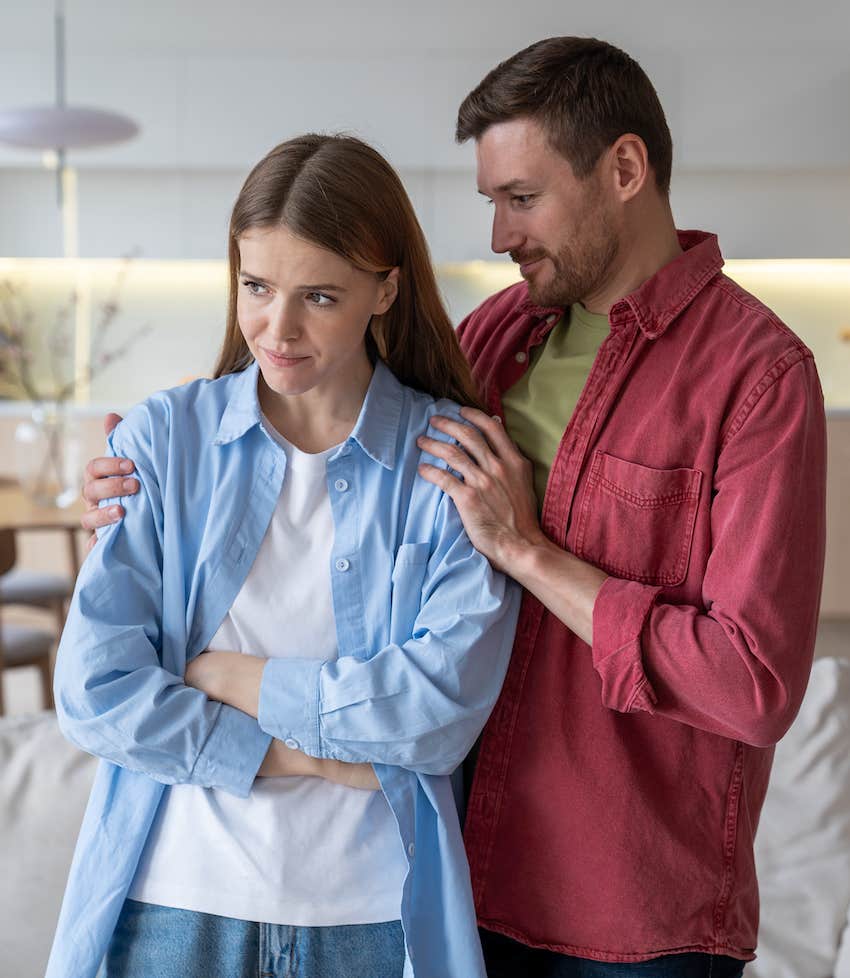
[573,451,702,587]
[389,541,431,643]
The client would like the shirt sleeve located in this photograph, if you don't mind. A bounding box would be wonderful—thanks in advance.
[53,409,271,797]
[591,355,826,747]
[257,491,522,776]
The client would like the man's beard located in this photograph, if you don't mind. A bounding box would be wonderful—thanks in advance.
[513,225,619,308]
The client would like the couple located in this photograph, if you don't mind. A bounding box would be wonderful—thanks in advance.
[49,36,826,978]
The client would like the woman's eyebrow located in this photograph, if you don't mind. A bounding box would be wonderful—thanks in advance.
[296,283,348,292]
[239,271,272,285]
[239,272,348,293]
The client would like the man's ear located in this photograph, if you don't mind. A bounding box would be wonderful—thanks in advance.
[375,267,400,314]
[609,134,649,202]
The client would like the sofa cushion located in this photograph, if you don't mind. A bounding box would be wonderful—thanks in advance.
[750,657,850,978]
[0,710,97,978]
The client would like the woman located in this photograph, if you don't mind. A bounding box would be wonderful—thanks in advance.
[48,134,520,978]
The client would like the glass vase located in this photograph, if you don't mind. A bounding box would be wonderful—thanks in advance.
[14,401,82,508]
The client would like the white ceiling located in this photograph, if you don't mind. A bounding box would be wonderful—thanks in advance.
[0,0,848,174]
[2,0,849,55]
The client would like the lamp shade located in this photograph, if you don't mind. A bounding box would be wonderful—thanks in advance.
[0,105,139,150]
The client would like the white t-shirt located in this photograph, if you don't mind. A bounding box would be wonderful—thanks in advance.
[129,425,408,925]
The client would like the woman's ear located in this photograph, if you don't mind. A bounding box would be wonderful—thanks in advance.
[375,267,400,314]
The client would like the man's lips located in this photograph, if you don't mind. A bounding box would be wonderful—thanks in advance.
[518,256,546,276]
[512,252,548,276]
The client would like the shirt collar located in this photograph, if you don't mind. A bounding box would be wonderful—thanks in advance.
[212,358,403,470]
[213,360,263,446]
[519,229,724,340]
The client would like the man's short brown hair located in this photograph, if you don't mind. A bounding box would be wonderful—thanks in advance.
[456,37,673,194]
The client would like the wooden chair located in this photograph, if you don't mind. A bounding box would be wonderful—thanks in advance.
[0,529,56,715]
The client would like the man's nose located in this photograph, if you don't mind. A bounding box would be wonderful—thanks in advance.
[491,207,524,255]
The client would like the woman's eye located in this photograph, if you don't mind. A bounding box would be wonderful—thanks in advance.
[306,292,334,306]
[242,280,268,295]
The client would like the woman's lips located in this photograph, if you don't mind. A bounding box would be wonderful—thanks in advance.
[263,348,310,368]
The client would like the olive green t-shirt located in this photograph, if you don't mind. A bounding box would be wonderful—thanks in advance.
[502,303,610,512]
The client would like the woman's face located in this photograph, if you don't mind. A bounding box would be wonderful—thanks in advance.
[237,224,397,405]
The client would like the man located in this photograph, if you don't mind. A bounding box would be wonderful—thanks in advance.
[82,37,826,978]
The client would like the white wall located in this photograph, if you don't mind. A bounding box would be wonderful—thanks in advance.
[0,0,848,261]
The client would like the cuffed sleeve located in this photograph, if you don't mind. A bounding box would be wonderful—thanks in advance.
[258,658,323,754]
[191,702,272,797]
[592,577,661,713]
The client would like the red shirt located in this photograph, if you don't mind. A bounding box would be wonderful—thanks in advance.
[459,231,827,963]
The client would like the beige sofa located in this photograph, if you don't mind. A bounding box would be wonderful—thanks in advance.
[2,657,850,978]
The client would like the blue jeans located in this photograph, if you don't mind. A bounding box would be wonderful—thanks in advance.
[103,900,405,978]
[481,929,746,978]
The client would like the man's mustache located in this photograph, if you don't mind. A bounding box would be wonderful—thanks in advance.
[510,249,550,266]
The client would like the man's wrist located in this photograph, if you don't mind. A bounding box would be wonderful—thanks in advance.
[500,532,558,588]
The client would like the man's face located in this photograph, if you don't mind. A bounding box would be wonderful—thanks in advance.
[475,117,621,308]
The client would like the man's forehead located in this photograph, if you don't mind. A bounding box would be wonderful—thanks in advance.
[475,123,562,193]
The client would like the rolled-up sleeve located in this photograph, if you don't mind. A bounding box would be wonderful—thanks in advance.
[591,355,826,746]
[54,412,271,797]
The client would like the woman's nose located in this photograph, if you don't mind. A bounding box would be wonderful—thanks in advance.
[267,300,302,341]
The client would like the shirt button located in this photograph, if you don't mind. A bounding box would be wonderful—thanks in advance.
[284,738,300,750]
[407,842,415,858]
[334,478,349,492]
[335,558,350,572]
[515,351,527,363]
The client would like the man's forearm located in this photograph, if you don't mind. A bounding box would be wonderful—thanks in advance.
[502,536,608,646]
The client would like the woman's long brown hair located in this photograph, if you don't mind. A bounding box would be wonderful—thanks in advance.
[213,134,483,409]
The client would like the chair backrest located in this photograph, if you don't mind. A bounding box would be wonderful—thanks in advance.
[0,529,16,577]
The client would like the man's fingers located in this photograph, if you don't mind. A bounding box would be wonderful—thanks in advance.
[80,503,125,533]
[103,412,124,437]
[82,473,139,506]
[418,461,469,498]
[417,435,485,486]
[426,416,493,467]
[84,455,135,480]
[458,407,519,457]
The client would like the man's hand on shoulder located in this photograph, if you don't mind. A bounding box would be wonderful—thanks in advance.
[416,406,545,573]
[417,406,606,645]
[81,412,138,551]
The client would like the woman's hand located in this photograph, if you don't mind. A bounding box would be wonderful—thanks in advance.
[259,741,380,791]
[185,650,264,717]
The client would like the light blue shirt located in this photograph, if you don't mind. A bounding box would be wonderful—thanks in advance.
[48,359,520,978]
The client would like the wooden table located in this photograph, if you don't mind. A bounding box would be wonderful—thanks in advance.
[0,483,86,578]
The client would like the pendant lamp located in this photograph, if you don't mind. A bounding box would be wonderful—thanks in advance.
[0,0,139,189]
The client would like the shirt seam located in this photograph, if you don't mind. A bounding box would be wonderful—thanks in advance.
[719,350,812,449]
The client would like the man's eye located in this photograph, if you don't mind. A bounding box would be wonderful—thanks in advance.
[512,194,534,206]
